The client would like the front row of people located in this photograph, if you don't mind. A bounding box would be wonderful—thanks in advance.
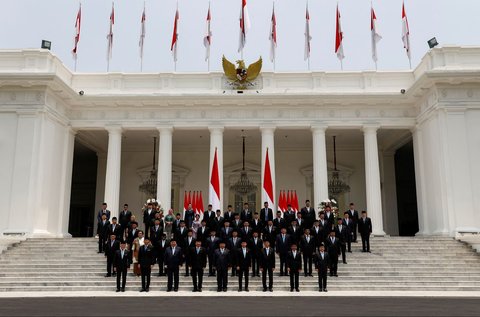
[106,235,336,293]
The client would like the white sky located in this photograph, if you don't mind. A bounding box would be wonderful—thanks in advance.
[0,0,478,73]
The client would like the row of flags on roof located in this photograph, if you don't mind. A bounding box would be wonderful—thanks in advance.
[71,1,412,71]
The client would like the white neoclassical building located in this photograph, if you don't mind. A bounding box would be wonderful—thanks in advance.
[0,46,479,238]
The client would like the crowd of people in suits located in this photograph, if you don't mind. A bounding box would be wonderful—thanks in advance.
[96,200,373,293]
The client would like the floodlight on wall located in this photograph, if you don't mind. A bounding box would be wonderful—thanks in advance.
[41,40,51,50]
[427,37,438,49]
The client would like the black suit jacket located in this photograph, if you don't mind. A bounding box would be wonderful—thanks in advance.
[189,247,207,269]
[236,248,252,269]
[206,236,220,254]
[240,227,253,241]
[214,249,231,270]
[347,210,359,223]
[113,249,131,271]
[275,234,292,255]
[314,252,330,273]
[97,209,111,222]
[164,246,184,269]
[299,235,316,256]
[284,211,296,227]
[287,226,301,245]
[97,220,110,238]
[260,208,273,223]
[262,226,277,247]
[174,228,188,248]
[138,244,155,267]
[287,251,302,271]
[231,219,243,231]
[196,226,210,246]
[107,223,123,241]
[203,210,216,228]
[273,218,286,230]
[249,237,263,257]
[358,217,373,235]
[300,207,316,227]
[240,210,253,223]
[118,210,132,228]
[259,248,276,269]
[143,209,156,225]
[150,225,164,245]
[335,225,349,245]
[126,228,139,245]
[227,237,242,251]
[223,212,235,224]
[220,227,233,243]
[311,226,324,247]
[104,239,120,257]
[325,237,341,259]
[250,219,264,233]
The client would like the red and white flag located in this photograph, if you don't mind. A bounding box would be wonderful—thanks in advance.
[304,4,311,61]
[171,7,179,62]
[106,2,114,61]
[278,190,284,212]
[199,191,205,214]
[293,190,299,213]
[238,0,251,53]
[72,3,81,60]
[401,2,411,62]
[203,4,212,62]
[139,4,146,59]
[371,5,382,63]
[262,149,275,211]
[192,191,198,213]
[335,4,345,61]
[183,191,188,213]
[269,3,277,63]
[209,148,221,212]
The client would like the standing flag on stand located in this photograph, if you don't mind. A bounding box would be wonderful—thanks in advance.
[238,0,251,53]
[335,4,345,62]
[139,3,146,60]
[209,148,221,212]
[171,6,179,63]
[203,4,212,62]
[293,191,299,213]
[304,4,311,61]
[286,190,292,207]
[269,3,277,64]
[199,191,205,214]
[72,3,82,61]
[263,149,275,211]
[195,192,201,214]
[183,191,188,213]
[371,4,382,64]
[277,191,284,212]
[401,1,412,66]
[192,191,198,213]
[106,2,115,64]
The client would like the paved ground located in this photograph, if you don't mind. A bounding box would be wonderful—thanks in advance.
[0,296,479,316]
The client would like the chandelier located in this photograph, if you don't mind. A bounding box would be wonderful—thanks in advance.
[328,136,350,196]
[139,137,158,197]
[230,135,257,195]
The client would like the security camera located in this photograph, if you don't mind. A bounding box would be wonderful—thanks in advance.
[78,90,84,96]
[400,89,406,94]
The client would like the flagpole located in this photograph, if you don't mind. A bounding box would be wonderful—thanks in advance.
[140,1,145,72]
[208,1,211,72]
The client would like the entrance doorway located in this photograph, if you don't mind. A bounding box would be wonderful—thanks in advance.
[68,141,98,237]
[394,140,419,236]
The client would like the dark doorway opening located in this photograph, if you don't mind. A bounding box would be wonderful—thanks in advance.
[394,140,419,236]
[69,141,98,237]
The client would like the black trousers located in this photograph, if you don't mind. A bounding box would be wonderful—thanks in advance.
[167,267,180,290]
[208,253,215,275]
[330,259,338,276]
[216,268,228,290]
[289,270,299,290]
[185,261,190,276]
[340,244,347,263]
[262,267,273,289]
[157,252,165,275]
[98,236,106,252]
[116,268,127,289]
[238,268,249,289]
[191,267,204,290]
[106,255,114,275]
[318,271,328,290]
[251,256,259,276]
[361,233,370,251]
[303,254,313,275]
[278,253,287,275]
[346,236,352,252]
[140,265,151,290]
[352,223,358,242]
[144,223,151,239]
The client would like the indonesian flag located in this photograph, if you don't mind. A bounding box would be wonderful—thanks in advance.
[72,3,81,60]
[278,190,284,212]
[195,191,201,214]
[401,2,411,61]
[304,5,311,61]
[262,149,275,210]
[209,148,221,211]
[371,5,382,62]
[139,4,146,59]
[203,5,212,62]
[192,191,197,213]
[269,4,277,63]
[183,191,188,213]
[335,4,345,61]
[106,2,114,61]
[287,190,292,207]
[171,8,179,62]
[293,190,300,213]
[199,191,205,213]
[238,0,251,52]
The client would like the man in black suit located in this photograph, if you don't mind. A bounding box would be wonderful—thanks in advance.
[228,231,242,277]
[287,244,302,292]
[172,213,182,234]
[174,221,188,250]
[318,213,329,242]
[296,213,306,233]
[184,230,196,276]
[164,240,184,292]
[335,218,349,264]
[223,205,235,224]
[214,242,231,292]
[157,234,169,276]
[358,211,372,252]
[288,219,301,246]
[231,213,243,232]
[118,204,132,232]
[240,202,253,223]
[300,200,316,231]
[220,221,233,243]
[104,234,120,277]
[113,241,130,292]
[184,203,195,229]
[250,213,263,234]
[325,231,340,277]
[97,214,110,253]
[212,210,224,234]
[206,230,220,276]
[343,212,354,252]
[250,232,263,277]
[126,221,139,247]
[324,206,335,230]
[273,211,286,231]
[203,204,216,230]
[283,205,296,228]
[143,203,156,239]
[189,240,207,292]
[311,220,323,249]
[346,203,360,242]
[260,201,273,224]
[263,220,277,250]
[108,217,123,241]
[196,220,209,247]
[236,241,251,292]
[97,202,111,223]
[314,243,330,292]
[260,240,275,292]
[240,221,253,242]
[138,238,155,292]
[275,228,291,276]
[300,229,315,276]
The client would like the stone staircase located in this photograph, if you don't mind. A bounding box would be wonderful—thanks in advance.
[0,236,480,292]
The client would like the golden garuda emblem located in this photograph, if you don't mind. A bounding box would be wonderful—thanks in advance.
[222,55,262,90]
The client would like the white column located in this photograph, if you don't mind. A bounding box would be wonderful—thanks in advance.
[260,127,276,212]
[57,127,76,237]
[104,126,123,220]
[412,127,429,235]
[311,125,329,215]
[157,126,173,210]
[209,127,224,211]
[363,125,385,236]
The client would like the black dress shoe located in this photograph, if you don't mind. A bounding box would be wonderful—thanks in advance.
[318,289,322,292]
[140,289,145,292]
[112,273,116,277]
[348,251,352,253]
[174,288,178,292]
[97,251,103,253]
[217,289,221,292]
[116,289,120,292]
[193,289,198,292]
[309,274,313,277]
[198,289,202,292]
[290,288,294,292]
[167,289,172,292]
[334,274,338,277]
[184,274,189,277]
[223,288,227,292]
[145,288,149,292]
[238,288,242,292]
[367,250,371,253]
[245,288,249,292]
[324,289,328,292]
[343,262,347,264]
[257,274,260,277]
[269,288,273,292]
[105,274,111,277]
[121,288,125,292]
[263,288,267,292]
[296,289,300,292]
[304,274,308,277]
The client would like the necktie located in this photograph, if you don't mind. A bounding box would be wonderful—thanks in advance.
[266,249,269,256]
[197,248,200,254]
[307,236,310,243]
[243,249,246,257]
[221,249,224,255]
[121,250,124,259]
[282,235,285,243]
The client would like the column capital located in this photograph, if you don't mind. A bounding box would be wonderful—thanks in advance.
[105,125,123,134]
[260,125,276,134]
[67,126,78,136]
[311,124,328,133]
[157,126,173,134]
[208,126,224,134]
[362,123,381,133]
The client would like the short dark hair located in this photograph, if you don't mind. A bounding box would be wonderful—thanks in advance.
[228,205,232,208]
[112,217,117,220]
[305,200,310,203]
[102,203,107,205]
[124,204,128,207]
[362,210,367,214]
